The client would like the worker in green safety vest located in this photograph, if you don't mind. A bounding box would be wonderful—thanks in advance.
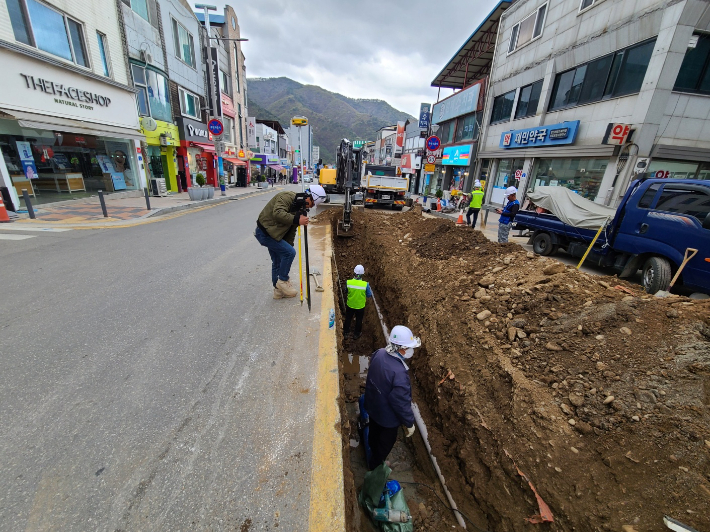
[466,180,484,228]
[344,264,373,340]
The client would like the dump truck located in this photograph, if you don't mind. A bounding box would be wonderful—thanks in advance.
[362,165,409,210]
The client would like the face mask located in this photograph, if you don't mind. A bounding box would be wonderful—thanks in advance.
[403,347,414,359]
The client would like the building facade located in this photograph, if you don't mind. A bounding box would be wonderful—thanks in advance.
[477,0,710,206]
[0,0,143,209]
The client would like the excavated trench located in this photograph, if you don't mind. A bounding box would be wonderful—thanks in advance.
[324,206,710,532]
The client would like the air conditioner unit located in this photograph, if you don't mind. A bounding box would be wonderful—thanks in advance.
[139,50,153,64]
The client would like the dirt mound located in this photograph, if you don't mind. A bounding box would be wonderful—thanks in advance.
[333,207,710,532]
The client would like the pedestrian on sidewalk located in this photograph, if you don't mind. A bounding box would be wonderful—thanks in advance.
[466,180,484,228]
[495,186,520,243]
[364,326,420,470]
[254,185,327,299]
[343,264,373,340]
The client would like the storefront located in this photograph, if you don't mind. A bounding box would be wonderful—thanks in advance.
[250,153,279,182]
[140,118,180,193]
[442,144,473,192]
[175,116,217,190]
[0,48,144,209]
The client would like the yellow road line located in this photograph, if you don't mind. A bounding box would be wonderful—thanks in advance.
[308,224,345,531]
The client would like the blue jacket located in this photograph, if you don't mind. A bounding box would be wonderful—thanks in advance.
[364,348,415,428]
[499,199,520,225]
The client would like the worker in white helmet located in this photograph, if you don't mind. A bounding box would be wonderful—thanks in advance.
[495,186,520,243]
[344,264,373,340]
[364,325,421,470]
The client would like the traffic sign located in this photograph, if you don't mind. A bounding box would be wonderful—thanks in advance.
[208,119,224,136]
[426,136,440,151]
[427,155,436,164]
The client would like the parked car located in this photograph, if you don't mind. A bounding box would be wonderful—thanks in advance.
[303,174,313,183]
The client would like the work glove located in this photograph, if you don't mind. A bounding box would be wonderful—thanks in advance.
[405,425,415,438]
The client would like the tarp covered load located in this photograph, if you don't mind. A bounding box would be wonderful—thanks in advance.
[526,186,617,230]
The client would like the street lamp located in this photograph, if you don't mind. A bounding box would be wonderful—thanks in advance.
[291,116,308,192]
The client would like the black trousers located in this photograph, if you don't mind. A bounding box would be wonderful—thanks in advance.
[343,306,365,335]
[466,207,481,228]
[368,418,399,470]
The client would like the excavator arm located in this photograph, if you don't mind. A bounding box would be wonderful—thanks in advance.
[337,139,355,237]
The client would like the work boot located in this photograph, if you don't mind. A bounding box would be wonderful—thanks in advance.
[276,279,297,298]
[273,287,283,299]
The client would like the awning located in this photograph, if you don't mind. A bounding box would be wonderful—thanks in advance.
[267,164,284,170]
[190,142,215,153]
[223,157,247,166]
[7,109,145,141]
[431,0,512,89]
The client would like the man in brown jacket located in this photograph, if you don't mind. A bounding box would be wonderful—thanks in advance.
[254,185,326,298]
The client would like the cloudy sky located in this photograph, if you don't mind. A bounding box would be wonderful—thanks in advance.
[212,0,500,117]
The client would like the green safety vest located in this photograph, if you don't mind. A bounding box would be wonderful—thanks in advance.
[346,279,368,309]
[469,190,484,209]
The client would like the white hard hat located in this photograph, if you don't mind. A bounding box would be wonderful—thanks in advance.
[505,186,518,196]
[307,184,327,205]
[354,264,365,275]
[474,180,481,188]
[389,325,421,348]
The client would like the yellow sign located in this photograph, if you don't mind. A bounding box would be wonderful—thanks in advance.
[425,163,435,172]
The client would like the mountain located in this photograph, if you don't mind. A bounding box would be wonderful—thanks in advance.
[246,77,415,164]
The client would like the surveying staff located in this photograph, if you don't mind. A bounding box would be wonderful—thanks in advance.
[496,186,520,243]
[364,326,421,470]
[466,180,484,228]
[343,264,373,340]
[254,185,326,299]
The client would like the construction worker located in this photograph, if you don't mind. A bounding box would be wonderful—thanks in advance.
[344,264,373,340]
[495,186,520,243]
[254,185,327,299]
[364,325,420,470]
[466,180,484,228]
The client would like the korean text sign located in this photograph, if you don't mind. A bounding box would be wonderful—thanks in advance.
[500,121,580,149]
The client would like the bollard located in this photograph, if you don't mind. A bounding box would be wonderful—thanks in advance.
[22,189,36,219]
[98,190,108,218]
[144,187,151,210]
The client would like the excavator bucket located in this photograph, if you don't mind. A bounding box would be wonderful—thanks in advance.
[337,219,355,238]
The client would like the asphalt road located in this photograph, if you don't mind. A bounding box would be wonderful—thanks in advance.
[0,186,325,531]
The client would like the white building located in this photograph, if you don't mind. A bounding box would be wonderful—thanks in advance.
[254,123,277,155]
[475,0,710,206]
[287,124,312,168]
[312,145,319,163]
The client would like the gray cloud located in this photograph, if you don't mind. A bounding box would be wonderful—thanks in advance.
[208,0,500,115]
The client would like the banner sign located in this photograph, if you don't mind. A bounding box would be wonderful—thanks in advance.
[395,121,405,155]
[442,144,473,165]
[207,48,222,117]
[432,83,481,124]
[247,116,256,147]
[418,103,431,129]
[500,121,580,149]
[16,141,38,179]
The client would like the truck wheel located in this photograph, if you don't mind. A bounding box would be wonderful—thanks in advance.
[642,256,672,294]
[532,233,557,256]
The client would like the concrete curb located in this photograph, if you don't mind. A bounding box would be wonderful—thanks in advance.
[145,188,270,218]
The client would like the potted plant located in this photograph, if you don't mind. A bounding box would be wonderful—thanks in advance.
[219,176,227,196]
[195,173,207,200]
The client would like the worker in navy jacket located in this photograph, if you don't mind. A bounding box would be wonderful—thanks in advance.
[364,325,421,470]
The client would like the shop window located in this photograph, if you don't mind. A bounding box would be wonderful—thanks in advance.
[435,120,455,145]
[514,80,543,119]
[178,88,200,120]
[172,19,195,68]
[454,113,479,143]
[549,38,656,111]
[508,3,547,54]
[130,0,149,22]
[10,0,89,67]
[654,185,710,223]
[131,64,172,122]
[220,70,230,94]
[491,90,516,124]
[674,33,710,95]
[494,159,525,190]
[97,32,111,77]
[223,116,234,143]
[646,159,700,180]
[531,158,608,199]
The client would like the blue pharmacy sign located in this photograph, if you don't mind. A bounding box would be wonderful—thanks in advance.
[418,103,431,129]
[500,121,580,149]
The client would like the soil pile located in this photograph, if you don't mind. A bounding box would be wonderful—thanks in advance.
[332,207,710,532]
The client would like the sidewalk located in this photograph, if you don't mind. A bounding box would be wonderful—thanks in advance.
[7,185,281,228]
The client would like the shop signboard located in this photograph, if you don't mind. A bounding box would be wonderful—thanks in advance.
[395,122,405,156]
[207,48,222,117]
[247,117,256,147]
[401,153,414,173]
[442,144,473,166]
[418,103,431,129]
[425,163,436,172]
[16,141,38,179]
[176,117,213,144]
[500,121,580,149]
[432,82,481,124]
[602,123,632,145]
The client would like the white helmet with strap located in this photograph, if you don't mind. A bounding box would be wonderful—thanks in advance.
[388,325,421,348]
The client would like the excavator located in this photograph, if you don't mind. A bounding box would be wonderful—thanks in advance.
[335,138,362,237]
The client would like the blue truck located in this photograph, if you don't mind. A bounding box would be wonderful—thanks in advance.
[512,177,710,294]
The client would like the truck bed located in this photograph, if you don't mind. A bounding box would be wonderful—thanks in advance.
[513,210,611,247]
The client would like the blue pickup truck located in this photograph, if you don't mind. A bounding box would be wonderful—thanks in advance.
[513,177,710,294]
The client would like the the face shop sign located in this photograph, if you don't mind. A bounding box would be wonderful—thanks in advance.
[20,73,111,110]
